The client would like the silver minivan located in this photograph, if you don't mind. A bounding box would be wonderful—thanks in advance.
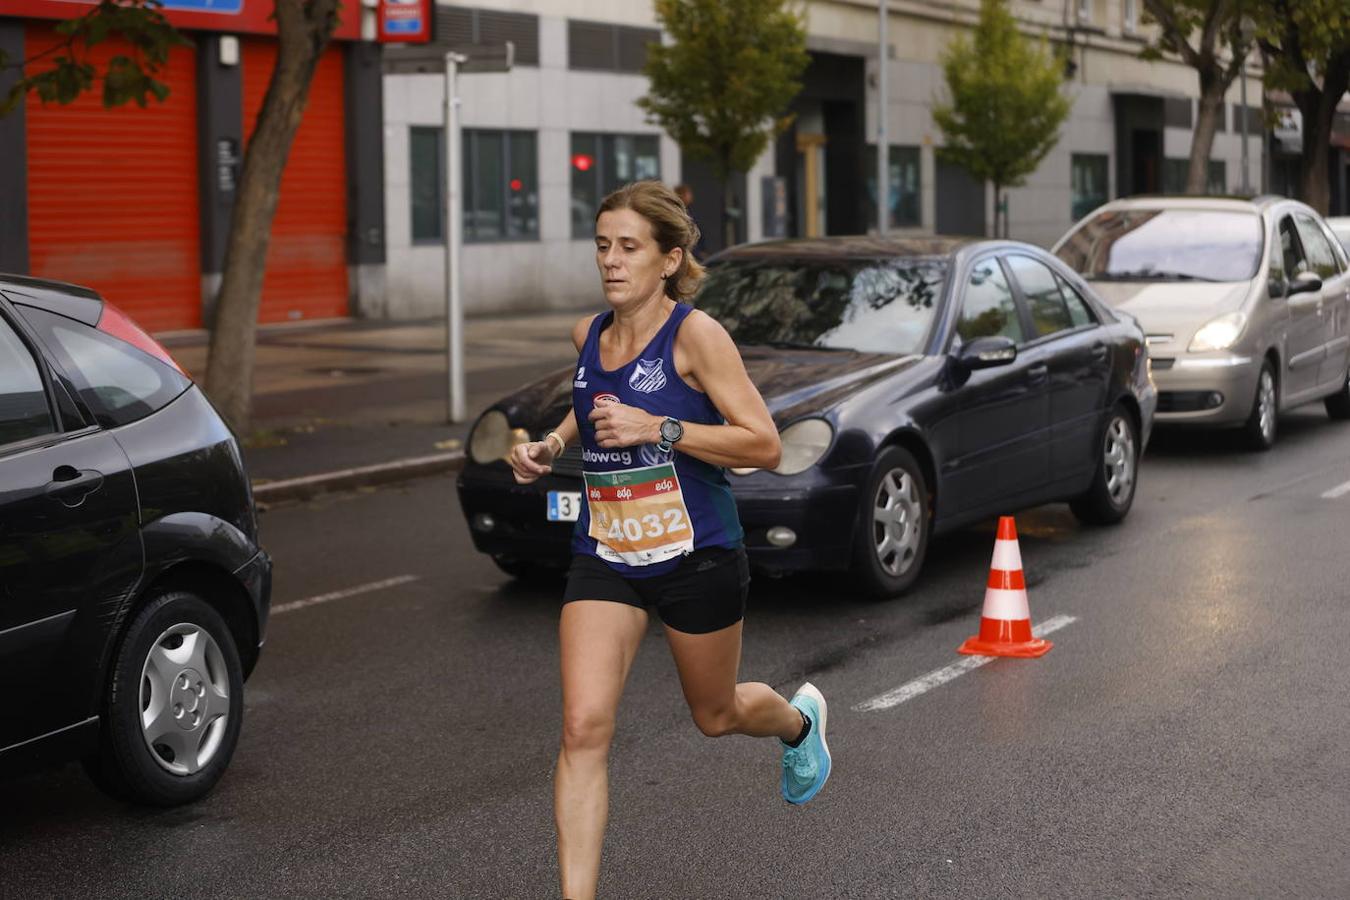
[1054,196,1350,449]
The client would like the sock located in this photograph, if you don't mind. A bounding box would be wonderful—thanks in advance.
[785,711,811,747]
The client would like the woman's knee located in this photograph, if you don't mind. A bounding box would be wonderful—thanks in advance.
[690,704,738,738]
[561,707,616,755]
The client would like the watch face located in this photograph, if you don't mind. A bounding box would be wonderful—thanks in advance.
[660,418,683,442]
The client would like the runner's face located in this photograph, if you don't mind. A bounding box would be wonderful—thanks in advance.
[595,208,678,310]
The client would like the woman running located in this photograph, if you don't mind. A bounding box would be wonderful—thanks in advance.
[507,180,831,899]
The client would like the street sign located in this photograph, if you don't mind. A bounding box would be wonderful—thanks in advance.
[378,0,430,43]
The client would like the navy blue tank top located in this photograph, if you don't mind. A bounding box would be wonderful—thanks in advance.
[571,302,743,577]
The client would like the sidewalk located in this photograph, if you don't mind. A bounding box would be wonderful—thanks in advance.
[164,312,582,502]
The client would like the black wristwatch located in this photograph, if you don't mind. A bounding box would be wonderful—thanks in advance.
[657,417,684,453]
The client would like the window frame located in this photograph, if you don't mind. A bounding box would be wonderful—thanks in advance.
[463,128,540,244]
[948,253,1032,350]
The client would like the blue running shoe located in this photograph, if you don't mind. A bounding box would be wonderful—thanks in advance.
[780,682,831,805]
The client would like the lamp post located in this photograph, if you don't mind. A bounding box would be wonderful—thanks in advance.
[444,50,468,423]
[877,0,888,235]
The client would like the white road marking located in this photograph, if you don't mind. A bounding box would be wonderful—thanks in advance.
[271,575,420,616]
[852,614,1079,712]
[1321,479,1350,500]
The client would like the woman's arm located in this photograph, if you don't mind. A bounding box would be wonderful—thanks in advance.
[589,311,781,470]
[507,316,594,484]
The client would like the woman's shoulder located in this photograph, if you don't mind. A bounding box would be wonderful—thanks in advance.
[674,307,732,350]
[571,312,605,352]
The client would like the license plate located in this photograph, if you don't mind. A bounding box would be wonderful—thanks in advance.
[547,491,582,522]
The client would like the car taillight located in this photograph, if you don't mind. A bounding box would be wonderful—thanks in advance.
[97,302,189,377]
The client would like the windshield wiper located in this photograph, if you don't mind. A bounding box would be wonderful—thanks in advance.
[1089,269,1220,283]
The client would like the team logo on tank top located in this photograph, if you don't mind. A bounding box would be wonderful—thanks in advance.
[629,358,667,393]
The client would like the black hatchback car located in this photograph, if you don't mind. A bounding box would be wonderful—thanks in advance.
[457,238,1156,597]
[0,276,270,805]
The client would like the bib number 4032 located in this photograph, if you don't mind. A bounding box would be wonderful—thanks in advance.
[604,508,687,542]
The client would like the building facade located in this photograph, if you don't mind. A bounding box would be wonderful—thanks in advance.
[379,0,1282,318]
[0,1,389,333]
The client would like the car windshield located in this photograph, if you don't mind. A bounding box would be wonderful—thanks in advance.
[1056,208,1264,283]
[694,258,947,356]
[1329,220,1350,254]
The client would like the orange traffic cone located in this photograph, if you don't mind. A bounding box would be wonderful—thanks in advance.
[957,516,1052,658]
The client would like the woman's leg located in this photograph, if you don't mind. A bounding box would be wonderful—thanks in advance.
[663,621,802,741]
[556,600,649,900]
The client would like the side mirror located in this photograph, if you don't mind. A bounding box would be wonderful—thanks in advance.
[1289,270,1322,295]
[957,335,1018,371]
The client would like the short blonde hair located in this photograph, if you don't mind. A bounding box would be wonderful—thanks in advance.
[596,180,706,301]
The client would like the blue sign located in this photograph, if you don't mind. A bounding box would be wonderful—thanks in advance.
[385,19,421,33]
[160,0,244,12]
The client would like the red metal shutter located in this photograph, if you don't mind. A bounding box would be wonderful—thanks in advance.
[241,40,349,324]
[25,23,201,333]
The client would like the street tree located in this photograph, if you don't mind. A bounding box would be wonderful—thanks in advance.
[1253,0,1350,215]
[1140,1,1254,195]
[932,0,1070,238]
[2,0,341,433]
[638,0,808,249]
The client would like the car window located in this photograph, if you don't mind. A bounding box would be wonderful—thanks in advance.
[1320,219,1350,269]
[1053,274,1097,328]
[17,305,190,429]
[956,258,1026,344]
[0,313,56,447]
[1007,254,1079,338]
[1294,215,1339,278]
[1279,215,1306,277]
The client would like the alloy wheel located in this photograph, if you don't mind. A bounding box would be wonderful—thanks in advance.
[1103,416,1136,506]
[872,468,923,577]
[1258,369,1276,443]
[139,623,231,776]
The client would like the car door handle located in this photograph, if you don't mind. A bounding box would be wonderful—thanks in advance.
[1027,363,1049,384]
[45,466,105,506]
[1091,342,1109,360]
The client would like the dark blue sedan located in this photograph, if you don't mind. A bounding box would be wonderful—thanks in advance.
[457,237,1156,598]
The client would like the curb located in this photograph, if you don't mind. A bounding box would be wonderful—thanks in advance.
[252,451,466,505]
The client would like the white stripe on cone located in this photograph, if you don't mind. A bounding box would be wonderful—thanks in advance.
[981,586,1030,621]
[989,538,1023,573]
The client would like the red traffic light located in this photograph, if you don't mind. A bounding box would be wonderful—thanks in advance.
[509,178,523,191]
[572,153,594,172]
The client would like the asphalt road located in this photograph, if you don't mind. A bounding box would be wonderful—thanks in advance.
[4,408,1350,899]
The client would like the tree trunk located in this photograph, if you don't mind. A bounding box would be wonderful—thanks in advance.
[721,174,736,250]
[1293,52,1350,216]
[204,0,339,434]
[1188,80,1226,195]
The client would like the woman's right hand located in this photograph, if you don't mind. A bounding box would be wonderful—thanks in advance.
[509,440,557,484]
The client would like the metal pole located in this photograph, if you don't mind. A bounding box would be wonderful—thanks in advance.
[1240,48,1251,194]
[877,0,888,235]
[444,51,467,423]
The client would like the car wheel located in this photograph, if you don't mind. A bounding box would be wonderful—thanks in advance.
[491,555,563,584]
[1070,405,1139,526]
[83,590,244,806]
[1241,361,1278,451]
[1324,365,1350,420]
[851,446,930,599]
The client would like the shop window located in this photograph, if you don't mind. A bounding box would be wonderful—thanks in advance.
[465,129,539,242]
[865,145,922,229]
[570,133,661,238]
[1070,154,1108,220]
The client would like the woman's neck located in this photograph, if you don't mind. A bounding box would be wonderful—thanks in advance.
[610,290,672,344]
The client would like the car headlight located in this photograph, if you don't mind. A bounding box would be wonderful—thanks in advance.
[730,418,834,477]
[468,410,530,464]
[1188,312,1247,352]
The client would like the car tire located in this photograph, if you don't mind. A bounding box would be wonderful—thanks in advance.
[83,590,244,807]
[851,446,931,599]
[1070,404,1139,526]
[491,555,563,584]
[1324,366,1350,420]
[1241,361,1278,451]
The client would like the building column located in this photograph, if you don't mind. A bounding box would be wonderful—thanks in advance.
[195,32,243,325]
[0,20,29,274]
[345,41,387,318]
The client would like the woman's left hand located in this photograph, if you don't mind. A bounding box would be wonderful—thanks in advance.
[589,402,659,448]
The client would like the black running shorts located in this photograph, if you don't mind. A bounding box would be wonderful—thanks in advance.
[562,546,749,634]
